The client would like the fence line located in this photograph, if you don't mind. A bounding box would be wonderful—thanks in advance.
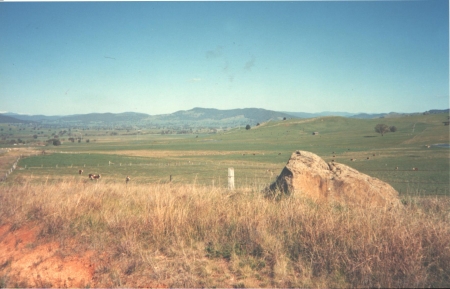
[10,164,448,186]
[3,151,448,190]
[0,155,21,182]
[19,162,448,173]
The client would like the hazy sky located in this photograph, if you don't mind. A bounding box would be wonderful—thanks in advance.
[0,0,448,116]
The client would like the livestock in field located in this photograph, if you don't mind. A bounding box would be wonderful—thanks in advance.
[78,169,83,175]
[89,174,101,180]
[126,176,131,184]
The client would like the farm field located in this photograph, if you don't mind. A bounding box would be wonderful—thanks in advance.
[1,114,449,287]
[2,113,449,195]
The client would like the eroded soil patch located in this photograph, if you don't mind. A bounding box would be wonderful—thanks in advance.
[0,224,94,287]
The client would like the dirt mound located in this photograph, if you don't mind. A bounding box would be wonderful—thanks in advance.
[267,150,400,207]
[0,224,94,287]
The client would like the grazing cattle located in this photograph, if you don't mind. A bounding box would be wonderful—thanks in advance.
[426,145,431,148]
[126,176,130,184]
[367,157,370,160]
[396,166,399,170]
[89,174,101,180]
[350,158,356,161]
[413,168,418,171]
[79,169,83,175]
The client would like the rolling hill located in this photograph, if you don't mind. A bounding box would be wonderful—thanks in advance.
[1,107,448,128]
[0,114,33,123]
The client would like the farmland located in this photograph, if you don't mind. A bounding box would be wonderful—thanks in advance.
[1,113,449,288]
[2,113,449,195]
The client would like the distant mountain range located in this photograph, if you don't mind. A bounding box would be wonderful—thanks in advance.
[0,114,31,123]
[1,108,448,128]
[282,111,355,118]
[0,108,292,128]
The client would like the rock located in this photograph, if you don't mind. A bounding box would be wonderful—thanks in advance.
[267,150,400,207]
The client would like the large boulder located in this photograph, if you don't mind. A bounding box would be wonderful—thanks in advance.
[267,150,400,207]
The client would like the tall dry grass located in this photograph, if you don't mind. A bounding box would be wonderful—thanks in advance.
[1,177,449,287]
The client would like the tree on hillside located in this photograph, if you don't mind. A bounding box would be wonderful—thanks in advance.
[375,124,390,136]
[245,124,251,130]
[389,126,397,132]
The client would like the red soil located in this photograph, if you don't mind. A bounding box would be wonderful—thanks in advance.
[0,224,94,287]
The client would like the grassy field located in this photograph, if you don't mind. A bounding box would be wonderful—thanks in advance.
[0,113,449,287]
[1,180,449,287]
[5,113,449,195]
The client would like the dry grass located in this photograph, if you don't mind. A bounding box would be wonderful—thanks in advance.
[1,177,449,287]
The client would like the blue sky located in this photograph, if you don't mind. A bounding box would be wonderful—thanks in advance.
[0,0,448,116]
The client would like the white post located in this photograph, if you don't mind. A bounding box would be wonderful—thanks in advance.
[228,167,235,190]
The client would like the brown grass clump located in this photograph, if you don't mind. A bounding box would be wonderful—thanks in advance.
[1,178,449,288]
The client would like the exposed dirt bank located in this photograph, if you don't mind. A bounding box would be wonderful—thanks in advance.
[0,224,94,287]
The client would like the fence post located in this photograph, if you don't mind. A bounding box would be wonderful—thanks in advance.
[228,167,235,190]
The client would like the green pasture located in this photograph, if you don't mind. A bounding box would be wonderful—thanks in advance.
[7,114,450,195]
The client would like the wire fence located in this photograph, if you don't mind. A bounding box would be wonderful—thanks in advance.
[2,151,449,196]
[0,156,21,182]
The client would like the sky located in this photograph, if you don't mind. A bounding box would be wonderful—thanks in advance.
[0,0,448,116]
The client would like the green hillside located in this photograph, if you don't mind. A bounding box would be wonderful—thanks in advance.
[10,113,450,195]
